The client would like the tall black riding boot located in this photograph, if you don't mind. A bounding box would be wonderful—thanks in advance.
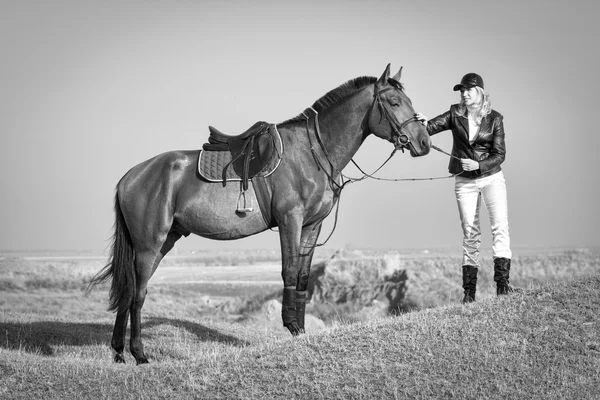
[494,257,514,295]
[462,265,478,303]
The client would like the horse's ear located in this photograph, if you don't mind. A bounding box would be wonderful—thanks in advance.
[392,66,403,82]
[377,63,392,84]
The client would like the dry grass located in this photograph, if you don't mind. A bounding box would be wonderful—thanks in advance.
[1,276,599,399]
[301,248,600,324]
[1,248,599,399]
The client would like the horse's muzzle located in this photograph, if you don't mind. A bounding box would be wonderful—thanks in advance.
[407,135,431,157]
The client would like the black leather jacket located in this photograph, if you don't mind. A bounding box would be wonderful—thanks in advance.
[427,104,506,179]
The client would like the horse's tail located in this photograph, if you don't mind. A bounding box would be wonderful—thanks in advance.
[86,191,136,314]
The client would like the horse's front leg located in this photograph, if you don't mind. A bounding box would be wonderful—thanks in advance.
[294,222,323,333]
[278,213,304,336]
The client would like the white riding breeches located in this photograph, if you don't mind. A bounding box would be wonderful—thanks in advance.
[454,171,512,267]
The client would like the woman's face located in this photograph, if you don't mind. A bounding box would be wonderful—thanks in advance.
[460,87,480,107]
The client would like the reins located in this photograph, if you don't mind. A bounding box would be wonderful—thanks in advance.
[431,144,462,161]
[347,144,462,182]
[295,87,460,250]
[302,107,345,193]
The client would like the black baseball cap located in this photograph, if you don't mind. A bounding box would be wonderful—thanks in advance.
[453,73,484,91]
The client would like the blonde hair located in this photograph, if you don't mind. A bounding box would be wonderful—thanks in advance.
[454,86,491,124]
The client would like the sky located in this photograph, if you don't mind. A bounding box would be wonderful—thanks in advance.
[1,0,599,253]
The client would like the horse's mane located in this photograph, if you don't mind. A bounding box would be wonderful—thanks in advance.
[279,76,384,125]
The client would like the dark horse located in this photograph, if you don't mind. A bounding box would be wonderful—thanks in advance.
[88,64,430,364]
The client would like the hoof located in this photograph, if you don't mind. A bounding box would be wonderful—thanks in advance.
[135,357,150,365]
[461,295,475,304]
[497,286,521,295]
[114,353,126,364]
[284,323,303,336]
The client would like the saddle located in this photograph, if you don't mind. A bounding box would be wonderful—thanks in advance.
[204,121,269,151]
[198,121,283,214]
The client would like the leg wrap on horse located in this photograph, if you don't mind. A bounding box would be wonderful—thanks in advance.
[461,265,478,303]
[494,257,514,295]
[295,290,307,333]
[281,287,298,329]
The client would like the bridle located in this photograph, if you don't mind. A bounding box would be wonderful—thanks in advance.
[296,82,429,248]
[295,81,462,249]
[355,84,461,182]
[371,84,423,153]
[303,83,425,190]
[293,83,460,249]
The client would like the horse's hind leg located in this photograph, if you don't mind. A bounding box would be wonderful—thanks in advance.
[128,251,156,364]
[129,231,182,364]
[112,310,130,363]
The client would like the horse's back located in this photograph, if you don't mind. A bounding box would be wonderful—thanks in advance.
[118,150,196,192]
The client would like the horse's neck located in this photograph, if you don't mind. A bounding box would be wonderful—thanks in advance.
[317,88,373,172]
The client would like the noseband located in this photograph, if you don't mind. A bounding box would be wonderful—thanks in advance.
[372,86,421,152]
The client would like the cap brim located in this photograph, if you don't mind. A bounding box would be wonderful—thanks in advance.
[453,83,474,91]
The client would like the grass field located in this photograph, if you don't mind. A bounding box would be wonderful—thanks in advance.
[1,247,599,399]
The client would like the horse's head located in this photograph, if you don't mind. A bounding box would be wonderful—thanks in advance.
[368,64,431,157]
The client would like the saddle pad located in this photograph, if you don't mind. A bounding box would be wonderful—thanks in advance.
[197,124,283,183]
[198,149,238,181]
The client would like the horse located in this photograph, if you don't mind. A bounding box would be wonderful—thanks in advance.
[88,64,431,364]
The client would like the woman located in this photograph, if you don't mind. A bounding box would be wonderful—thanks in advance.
[416,73,514,303]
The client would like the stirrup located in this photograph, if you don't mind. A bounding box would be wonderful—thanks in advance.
[236,190,254,213]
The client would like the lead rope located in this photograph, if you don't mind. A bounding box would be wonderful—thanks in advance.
[296,107,462,249]
[305,143,459,251]
[298,109,425,250]
[345,143,464,182]
[431,144,462,161]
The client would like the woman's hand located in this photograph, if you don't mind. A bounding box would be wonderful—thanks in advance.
[461,158,480,171]
[414,113,428,126]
